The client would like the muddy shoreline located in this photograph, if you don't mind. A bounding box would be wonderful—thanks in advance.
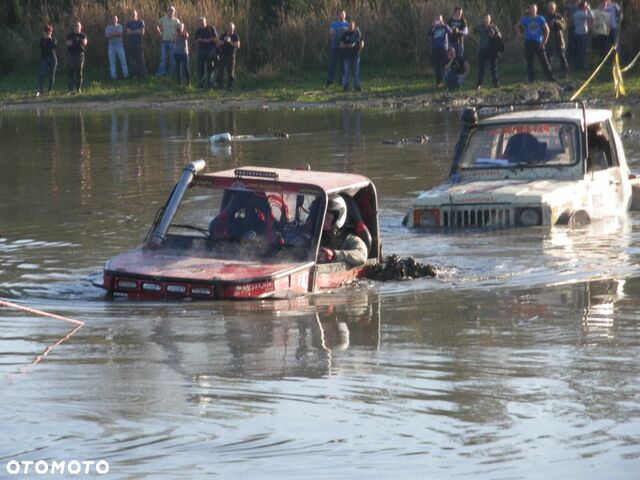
[2,82,638,112]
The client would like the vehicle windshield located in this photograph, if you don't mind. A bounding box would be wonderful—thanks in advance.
[460,122,579,169]
[165,185,322,261]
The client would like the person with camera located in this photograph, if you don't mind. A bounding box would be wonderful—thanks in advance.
[572,1,593,70]
[339,20,364,92]
[427,15,453,87]
[473,13,503,89]
[447,7,468,57]
[216,22,240,91]
[444,47,470,89]
[66,21,87,94]
[195,17,218,89]
[173,23,190,86]
[326,10,350,86]
[545,2,569,76]
[35,25,57,97]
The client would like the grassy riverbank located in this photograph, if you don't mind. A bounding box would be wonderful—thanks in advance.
[1,64,638,110]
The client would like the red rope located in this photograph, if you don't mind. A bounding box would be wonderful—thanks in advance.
[0,299,85,326]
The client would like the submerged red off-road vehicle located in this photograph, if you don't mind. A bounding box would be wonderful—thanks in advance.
[100,161,381,300]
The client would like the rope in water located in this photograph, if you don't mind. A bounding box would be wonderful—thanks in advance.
[0,299,85,326]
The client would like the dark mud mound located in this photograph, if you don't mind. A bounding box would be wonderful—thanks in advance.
[365,254,437,281]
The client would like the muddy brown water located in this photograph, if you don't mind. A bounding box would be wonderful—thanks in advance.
[1,106,640,478]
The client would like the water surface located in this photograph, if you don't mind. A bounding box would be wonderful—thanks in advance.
[1,106,640,478]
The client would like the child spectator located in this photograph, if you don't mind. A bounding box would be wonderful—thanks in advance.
[35,25,57,96]
[444,47,470,89]
[173,23,190,86]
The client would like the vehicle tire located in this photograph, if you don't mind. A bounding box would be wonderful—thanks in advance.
[556,210,591,227]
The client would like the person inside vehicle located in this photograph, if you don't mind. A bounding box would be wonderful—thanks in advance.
[502,132,547,163]
[587,124,611,171]
[317,195,369,267]
[209,190,276,242]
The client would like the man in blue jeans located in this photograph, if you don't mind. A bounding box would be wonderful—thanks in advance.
[326,10,349,86]
[156,5,180,76]
[514,3,555,82]
[427,15,453,87]
[339,21,364,92]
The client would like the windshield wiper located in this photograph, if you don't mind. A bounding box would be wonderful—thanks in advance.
[169,224,211,237]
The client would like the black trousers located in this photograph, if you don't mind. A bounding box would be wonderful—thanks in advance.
[524,40,555,82]
[477,47,499,87]
[67,53,84,92]
[216,55,235,90]
[127,44,146,79]
[545,41,568,75]
[197,51,214,87]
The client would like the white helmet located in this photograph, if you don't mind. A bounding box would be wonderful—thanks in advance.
[327,195,347,229]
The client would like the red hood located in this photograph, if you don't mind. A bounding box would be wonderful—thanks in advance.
[106,248,313,283]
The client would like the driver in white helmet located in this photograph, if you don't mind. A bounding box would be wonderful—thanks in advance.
[317,195,369,266]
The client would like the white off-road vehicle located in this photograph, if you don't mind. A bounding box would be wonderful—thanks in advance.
[406,102,640,229]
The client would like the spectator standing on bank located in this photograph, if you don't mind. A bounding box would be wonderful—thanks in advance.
[126,10,146,79]
[545,2,569,77]
[602,0,622,48]
[339,20,364,92]
[427,15,452,87]
[326,10,350,86]
[572,1,594,70]
[66,21,87,94]
[592,4,611,58]
[173,23,190,86]
[473,13,502,89]
[514,4,555,83]
[565,0,579,66]
[444,47,470,89]
[216,22,240,91]
[447,7,468,56]
[194,17,218,89]
[105,15,129,80]
[35,25,57,97]
[156,5,180,76]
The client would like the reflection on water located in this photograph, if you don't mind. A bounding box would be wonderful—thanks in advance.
[1,107,640,478]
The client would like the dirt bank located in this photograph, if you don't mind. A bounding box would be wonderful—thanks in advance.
[1,81,637,112]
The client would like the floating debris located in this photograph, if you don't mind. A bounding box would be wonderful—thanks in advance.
[622,129,640,139]
[209,132,232,143]
[382,134,429,146]
[210,132,290,143]
[364,254,436,281]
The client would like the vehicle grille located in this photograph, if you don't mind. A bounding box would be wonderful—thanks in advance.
[442,205,512,228]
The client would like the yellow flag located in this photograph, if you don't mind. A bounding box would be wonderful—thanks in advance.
[613,51,626,98]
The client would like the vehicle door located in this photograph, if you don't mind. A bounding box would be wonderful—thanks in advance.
[585,121,623,219]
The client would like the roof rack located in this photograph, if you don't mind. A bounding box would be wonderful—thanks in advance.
[473,100,586,118]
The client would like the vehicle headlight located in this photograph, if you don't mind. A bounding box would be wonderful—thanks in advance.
[516,207,542,227]
[414,208,440,228]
